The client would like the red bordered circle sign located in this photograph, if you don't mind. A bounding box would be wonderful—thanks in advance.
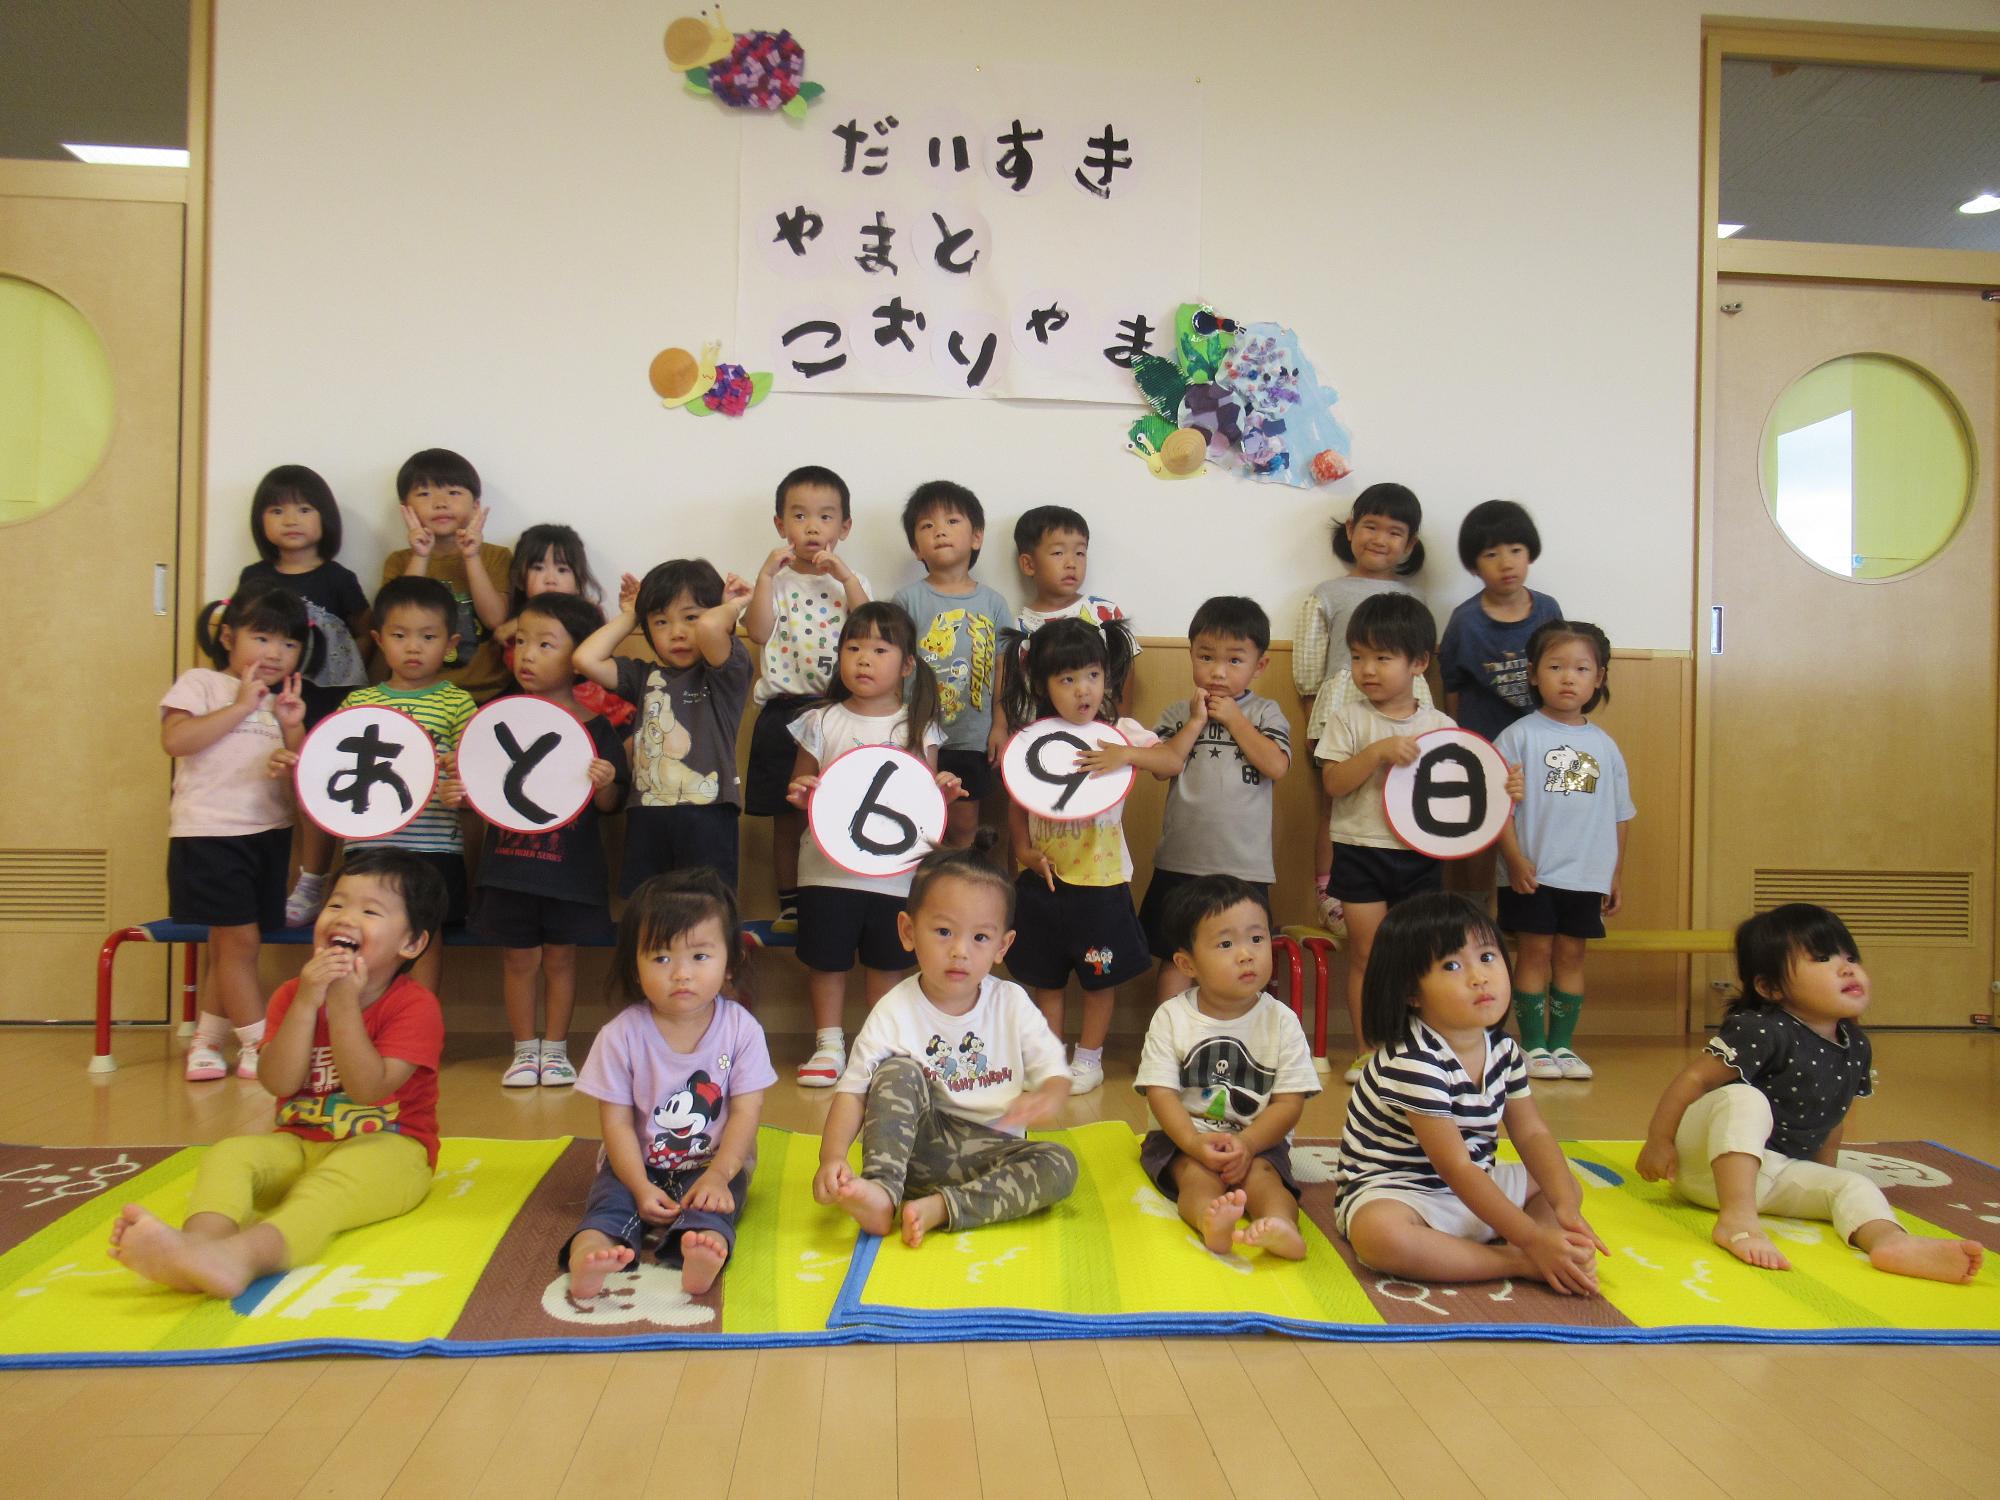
[1382,727,1512,860]
[999,717,1134,822]
[809,744,949,878]
[294,705,439,841]
[458,696,598,836]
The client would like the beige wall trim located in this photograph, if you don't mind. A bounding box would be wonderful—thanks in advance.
[178,0,214,675]
[0,160,187,204]
[1706,24,2000,71]
[1719,240,2000,287]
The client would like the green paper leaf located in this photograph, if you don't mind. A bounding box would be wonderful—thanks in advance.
[798,81,824,102]
[747,372,773,406]
[781,94,808,121]
[683,66,711,96]
[1132,354,1189,424]
[685,395,713,415]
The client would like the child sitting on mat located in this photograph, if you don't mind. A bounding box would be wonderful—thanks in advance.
[815,834,1078,1247]
[108,848,449,1298]
[1637,903,1984,1283]
[561,869,775,1302]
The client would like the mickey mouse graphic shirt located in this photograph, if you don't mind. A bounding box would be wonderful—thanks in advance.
[1135,991,1320,1136]
[577,998,777,1178]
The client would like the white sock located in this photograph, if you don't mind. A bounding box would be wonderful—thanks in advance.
[512,1039,541,1059]
[541,1038,568,1058]
[1073,1045,1104,1068]
[291,870,327,897]
[815,1027,845,1054]
[234,1020,266,1048]
[193,1011,232,1046]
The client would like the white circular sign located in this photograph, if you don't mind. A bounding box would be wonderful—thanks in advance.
[999,717,1134,822]
[1383,728,1512,860]
[809,745,948,878]
[458,697,597,836]
[294,706,438,841]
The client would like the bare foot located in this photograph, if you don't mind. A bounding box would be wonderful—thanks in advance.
[680,1230,730,1295]
[1202,1189,1247,1254]
[901,1194,948,1247]
[106,1206,252,1298]
[1233,1215,1307,1261]
[566,1244,634,1304]
[1870,1233,1985,1284]
[833,1176,896,1236]
[107,1202,144,1256]
[1714,1214,1790,1270]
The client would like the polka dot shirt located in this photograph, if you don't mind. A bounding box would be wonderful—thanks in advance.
[1705,1002,1873,1159]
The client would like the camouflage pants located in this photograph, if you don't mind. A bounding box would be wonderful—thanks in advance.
[861,1056,1077,1231]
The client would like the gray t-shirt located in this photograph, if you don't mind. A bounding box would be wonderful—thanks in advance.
[1153,692,1291,883]
[892,578,1012,751]
[1492,712,1635,893]
[614,644,754,809]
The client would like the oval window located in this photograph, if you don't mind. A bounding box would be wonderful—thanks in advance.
[0,275,115,526]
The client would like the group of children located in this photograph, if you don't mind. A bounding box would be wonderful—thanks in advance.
[121,457,1984,1306]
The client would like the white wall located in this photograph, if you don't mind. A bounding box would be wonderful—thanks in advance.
[206,0,2000,652]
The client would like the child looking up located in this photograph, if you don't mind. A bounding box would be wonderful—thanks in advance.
[1439,500,1562,740]
[815,835,1077,1246]
[109,849,449,1298]
[383,448,513,702]
[1137,876,1318,1258]
[1138,597,1291,1002]
[894,480,1012,846]
[498,523,631,729]
[575,559,754,892]
[1638,905,1983,1283]
[744,466,870,934]
[563,870,775,1302]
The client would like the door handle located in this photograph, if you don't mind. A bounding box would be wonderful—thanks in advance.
[153,563,169,616]
[1708,604,1724,655]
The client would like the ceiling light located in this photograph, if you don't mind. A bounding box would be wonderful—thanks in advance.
[1959,193,2000,215]
[1716,223,1744,238]
[61,143,188,168]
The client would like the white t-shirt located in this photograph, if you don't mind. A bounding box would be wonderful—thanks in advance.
[1015,596,1139,654]
[1135,991,1321,1135]
[161,669,295,837]
[1314,698,1456,849]
[755,564,871,703]
[835,973,1069,1134]
[790,701,945,896]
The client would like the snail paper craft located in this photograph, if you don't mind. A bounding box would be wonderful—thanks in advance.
[1000,718,1134,822]
[809,745,948,878]
[648,341,773,416]
[458,698,598,836]
[295,706,438,841]
[1383,728,1511,860]
[664,8,824,117]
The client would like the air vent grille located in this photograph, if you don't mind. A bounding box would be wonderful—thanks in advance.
[1751,868,1973,944]
[0,849,110,927]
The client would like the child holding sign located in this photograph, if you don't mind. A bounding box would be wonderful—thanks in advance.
[1493,621,1633,1080]
[785,602,952,1087]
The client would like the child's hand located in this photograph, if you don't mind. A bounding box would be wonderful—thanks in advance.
[935,770,965,804]
[1505,762,1526,802]
[1376,736,1423,769]
[722,572,754,609]
[812,1159,854,1203]
[325,949,368,1008]
[1602,879,1622,917]
[1554,1204,1608,1257]
[438,777,467,808]
[1205,690,1243,731]
[586,757,617,790]
[454,504,489,558]
[786,774,819,809]
[985,720,1009,766]
[272,673,307,731]
[1185,691,1210,733]
[267,747,301,779]
[683,1168,735,1215]
[1526,1224,1599,1296]
[1635,1138,1678,1183]
[233,664,270,711]
[760,543,795,579]
[1195,1133,1245,1183]
[634,1182,680,1224]
[296,946,352,1007]
[1019,847,1056,892]
[998,1089,1063,1131]
[818,552,854,584]
[1076,743,1129,776]
[1506,857,1538,896]
[617,572,642,614]
[400,505,435,557]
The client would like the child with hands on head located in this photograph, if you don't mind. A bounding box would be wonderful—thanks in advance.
[1334,892,1606,1294]
[164,585,313,1081]
[497,524,630,729]
[385,448,513,703]
[109,849,449,1298]
[563,870,776,1303]
[1637,904,1983,1283]
[1137,877,1319,1258]
[814,836,1077,1247]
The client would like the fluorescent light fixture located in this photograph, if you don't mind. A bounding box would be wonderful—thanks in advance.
[1959,193,2000,215]
[1716,223,1745,238]
[61,143,188,168]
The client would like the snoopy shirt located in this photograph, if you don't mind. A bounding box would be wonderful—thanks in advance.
[613,644,754,809]
[1492,711,1635,894]
[578,999,777,1179]
[1135,991,1321,1136]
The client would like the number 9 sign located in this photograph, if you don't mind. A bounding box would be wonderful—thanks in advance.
[1383,728,1512,860]
[809,745,948,878]
[999,718,1134,822]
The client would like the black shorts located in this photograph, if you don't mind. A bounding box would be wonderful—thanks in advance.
[743,695,817,817]
[301,681,352,730]
[621,804,741,895]
[470,885,615,948]
[795,885,913,973]
[1497,883,1606,940]
[383,849,468,927]
[1328,843,1441,907]
[167,829,292,930]
[937,746,996,802]
[1006,875,1151,992]
[1138,1128,1301,1201]
[1139,869,1270,962]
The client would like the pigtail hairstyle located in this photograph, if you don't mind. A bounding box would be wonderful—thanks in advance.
[1359,892,1511,1048]
[1330,481,1425,576]
[1005,617,1131,729]
[608,867,749,1008]
[827,601,939,755]
[1523,619,1614,713]
[193,583,320,676]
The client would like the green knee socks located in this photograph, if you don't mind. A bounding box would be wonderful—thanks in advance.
[1515,990,1548,1052]
[1546,988,1585,1052]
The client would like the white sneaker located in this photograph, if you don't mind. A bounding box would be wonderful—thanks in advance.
[234,1044,260,1081]
[539,1049,577,1086]
[1526,1048,1562,1080]
[185,1042,228,1082]
[1068,1055,1105,1096]
[1551,1047,1594,1080]
[502,1044,542,1088]
[284,875,327,929]
[797,1045,844,1088]
[1343,1055,1365,1084]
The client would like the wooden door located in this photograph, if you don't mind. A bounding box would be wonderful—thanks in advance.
[0,196,184,1021]
[1708,278,1998,1027]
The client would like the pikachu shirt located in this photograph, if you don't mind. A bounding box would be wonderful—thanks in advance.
[1492,711,1635,896]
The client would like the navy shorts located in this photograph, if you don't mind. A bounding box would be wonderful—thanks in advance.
[937,746,996,802]
[301,681,352,730]
[168,829,292,930]
[795,885,913,973]
[558,1156,747,1268]
[1328,843,1441,907]
[1497,883,1607,940]
[1138,868,1270,962]
[1006,874,1151,992]
[1138,1129,1301,1201]
[621,804,741,895]
[470,885,614,948]
[743,695,816,817]
[397,849,468,927]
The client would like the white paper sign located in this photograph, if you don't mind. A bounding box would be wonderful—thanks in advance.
[1383,729,1512,860]
[458,697,596,836]
[809,745,947,878]
[1000,717,1134,822]
[295,706,438,841]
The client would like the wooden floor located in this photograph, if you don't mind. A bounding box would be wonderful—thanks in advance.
[6,1026,2000,1499]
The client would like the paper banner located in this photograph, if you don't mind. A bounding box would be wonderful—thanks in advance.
[294,706,438,841]
[999,717,1134,822]
[458,697,597,836]
[1383,728,1511,860]
[808,745,947,878]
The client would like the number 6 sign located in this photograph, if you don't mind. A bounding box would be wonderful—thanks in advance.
[809,745,948,878]
[999,718,1134,822]
[1383,728,1512,860]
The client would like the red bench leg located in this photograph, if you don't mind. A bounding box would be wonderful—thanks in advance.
[1302,938,1334,1069]
[92,928,148,1074]
[179,943,200,1034]
[1270,936,1302,1021]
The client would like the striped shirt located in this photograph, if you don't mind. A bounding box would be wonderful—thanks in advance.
[340,681,476,853]
[1335,1018,1529,1203]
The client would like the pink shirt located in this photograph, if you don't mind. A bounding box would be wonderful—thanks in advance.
[161,669,294,837]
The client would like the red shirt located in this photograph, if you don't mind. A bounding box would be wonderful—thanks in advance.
[265,974,445,1166]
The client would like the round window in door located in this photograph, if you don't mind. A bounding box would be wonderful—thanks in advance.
[0,274,115,527]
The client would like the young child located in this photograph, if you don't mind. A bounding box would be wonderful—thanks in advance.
[1138,597,1291,1002]
[563,870,776,1301]
[1293,482,1428,932]
[997,504,1138,750]
[1137,876,1318,1257]
[814,836,1077,1246]
[463,592,629,1087]
[498,523,631,729]
[108,848,449,1298]
[1317,592,1455,1082]
[893,480,1012,846]
[784,602,951,1087]
[575,559,754,892]
[235,464,370,925]
[745,466,870,934]
[1439,500,1563,741]
[1001,618,1199,1095]
[1494,620,1633,1080]
[382,448,513,703]
[1334,892,1605,1293]
[164,585,311,1081]
[1638,904,1983,1283]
